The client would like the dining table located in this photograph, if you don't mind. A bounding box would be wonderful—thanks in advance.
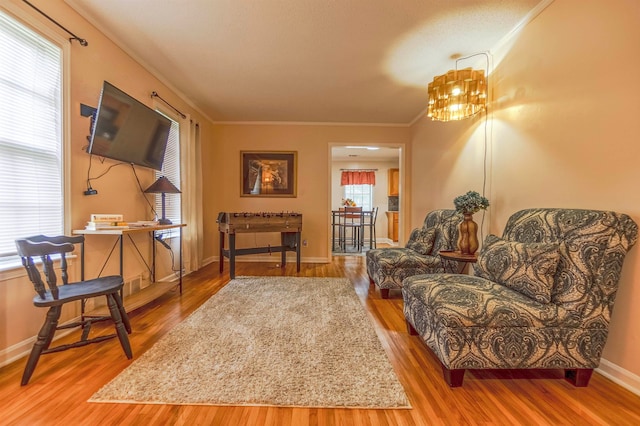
[331,208,376,253]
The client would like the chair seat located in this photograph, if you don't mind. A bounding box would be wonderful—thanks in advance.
[33,275,124,307]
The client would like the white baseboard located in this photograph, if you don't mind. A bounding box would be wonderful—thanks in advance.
[0,325,76,369]
[597,358,640,396]
[204,255,330,264]
[379,238,396,246]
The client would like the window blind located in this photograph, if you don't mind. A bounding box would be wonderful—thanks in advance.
[0,11,63,260]
[155,116,181,225]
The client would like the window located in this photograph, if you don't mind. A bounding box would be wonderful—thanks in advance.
[154,114,181,225]
[0,11,63,263]
[344,184,373,211]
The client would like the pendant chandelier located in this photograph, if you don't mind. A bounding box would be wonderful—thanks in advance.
[427,67,487,122]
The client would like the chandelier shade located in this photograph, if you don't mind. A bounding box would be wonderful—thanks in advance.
[427,67,487,122]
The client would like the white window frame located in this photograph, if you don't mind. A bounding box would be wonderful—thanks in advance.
[343,184,373,211]
[153,107,182,234]
[0,5,70,271]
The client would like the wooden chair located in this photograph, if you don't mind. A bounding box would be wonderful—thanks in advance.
[15,235,133,385]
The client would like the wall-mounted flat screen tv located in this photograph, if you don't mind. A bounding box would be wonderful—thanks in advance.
[87,81,172,171]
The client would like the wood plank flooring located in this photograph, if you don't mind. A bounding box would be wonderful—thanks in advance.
[1,256,640,425]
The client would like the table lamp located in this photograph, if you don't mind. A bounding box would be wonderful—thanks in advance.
[144,176,181,224]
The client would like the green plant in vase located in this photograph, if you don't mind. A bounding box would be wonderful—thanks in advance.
[453,191,489,255]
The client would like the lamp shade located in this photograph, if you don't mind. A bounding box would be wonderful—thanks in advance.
[427,67,487,122]
[144,176,181,194]
[144,176,180,225]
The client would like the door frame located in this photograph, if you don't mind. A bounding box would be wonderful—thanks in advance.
[327,142,407,259]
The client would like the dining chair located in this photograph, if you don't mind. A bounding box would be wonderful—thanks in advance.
[365,207,379,249]
[341,206,364,252]
[331,209,344,252]
[15,234,133,385]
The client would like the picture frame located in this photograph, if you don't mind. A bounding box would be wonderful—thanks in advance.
[240,151,297,197]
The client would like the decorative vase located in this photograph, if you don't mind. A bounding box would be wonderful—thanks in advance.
[457,213,479,255]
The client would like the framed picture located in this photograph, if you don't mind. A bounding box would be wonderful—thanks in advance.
[240,151,297,197]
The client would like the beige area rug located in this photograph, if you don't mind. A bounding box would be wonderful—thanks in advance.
[90,276,410,408]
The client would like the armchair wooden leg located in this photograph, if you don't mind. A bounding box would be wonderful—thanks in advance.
[442,366,465,387]
[22,306,61,386]
[406,320,418,335]
[565,368,593,387]
[106,294,133,359]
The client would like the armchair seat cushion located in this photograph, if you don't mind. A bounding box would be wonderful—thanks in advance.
[403,273,576,330]
[366,248,442,290]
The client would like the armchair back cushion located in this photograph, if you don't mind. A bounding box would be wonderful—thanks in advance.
[473,234,561,304]
[501,208,638,326]
[405,227,436,255]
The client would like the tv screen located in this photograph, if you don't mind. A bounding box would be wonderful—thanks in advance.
[87,81,172,171]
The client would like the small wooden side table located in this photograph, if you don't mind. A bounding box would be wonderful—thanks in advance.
[439,250,478,274]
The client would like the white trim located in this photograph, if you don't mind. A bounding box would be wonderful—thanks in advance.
[491,0,555,55]
[0,320,76,369]
[408,107,429,127]
[597,358,640,397]
[1,2,71,45]
[10,4,75,236]
[0,2,71,244]
[211,255,330,264]
[211,120,410,127]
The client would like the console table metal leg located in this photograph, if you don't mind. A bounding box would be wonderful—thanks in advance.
[119,235,124,303]
[219,231,224,274]
[296,231,301,272]
[151,231,156,283]
[119,235,124,277]
[178,226,183,294]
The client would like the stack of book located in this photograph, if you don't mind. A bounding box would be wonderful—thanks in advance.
[85,214,128,230]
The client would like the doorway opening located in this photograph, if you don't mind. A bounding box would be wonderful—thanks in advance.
[329,145,403,257]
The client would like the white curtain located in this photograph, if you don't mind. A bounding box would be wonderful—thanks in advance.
[181,118,204,272]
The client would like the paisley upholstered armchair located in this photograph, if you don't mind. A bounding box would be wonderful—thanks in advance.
[403,208,637,387]
[366,209,462,298]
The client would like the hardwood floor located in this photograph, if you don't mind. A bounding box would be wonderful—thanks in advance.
[1,256,640,425]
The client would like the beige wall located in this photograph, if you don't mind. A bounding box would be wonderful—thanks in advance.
[209,124,409,263]
[410,0,640,380]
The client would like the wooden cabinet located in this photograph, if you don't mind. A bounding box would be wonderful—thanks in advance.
[388,168,399,196]
[386,211,398,242]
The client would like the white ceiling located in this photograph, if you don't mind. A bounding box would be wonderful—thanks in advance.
[332,146,400,162]
[65,0,541,125]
